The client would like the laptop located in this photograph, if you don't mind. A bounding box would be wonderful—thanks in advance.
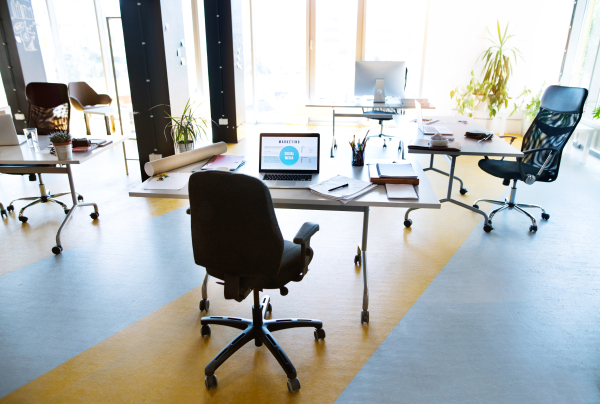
[0,114,25,146]
[259,133,322,188]
[415,100,452,135]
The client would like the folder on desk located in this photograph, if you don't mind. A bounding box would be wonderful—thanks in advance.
[368,164,419,185]
[408,139,461,151]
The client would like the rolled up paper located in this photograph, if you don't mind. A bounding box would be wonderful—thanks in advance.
[144,141,228,177]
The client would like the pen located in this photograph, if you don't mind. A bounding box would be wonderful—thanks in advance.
[328,183,349,192]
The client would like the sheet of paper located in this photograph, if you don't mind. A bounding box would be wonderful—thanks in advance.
[143,173,191,190]
[432,125,453,134]
[386,184,419,199]
[377,163,418,178]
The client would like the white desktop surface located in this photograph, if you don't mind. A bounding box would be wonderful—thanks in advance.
[129,134,441,210]
[395,115,523,158]
[306,98,405,109]
[0,135,127,165]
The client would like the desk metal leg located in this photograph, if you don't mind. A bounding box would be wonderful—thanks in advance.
[122,142,129,175]
[404,156,492,231]
[52,165,100,255]
[422,154,466,193]
[354,207,370,324]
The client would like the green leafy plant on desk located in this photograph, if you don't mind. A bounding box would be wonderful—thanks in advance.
[152,100,209,153]
[451,21,522,118]
[592,106,600,120]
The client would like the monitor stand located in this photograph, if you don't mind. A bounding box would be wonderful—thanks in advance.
[374,78,385,103]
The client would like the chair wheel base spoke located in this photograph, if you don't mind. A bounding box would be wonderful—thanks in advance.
[287,377,301,393]
[199,299,210,312]
[205,374,217,390]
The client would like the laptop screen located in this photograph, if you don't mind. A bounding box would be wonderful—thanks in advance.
[259,133,320,173]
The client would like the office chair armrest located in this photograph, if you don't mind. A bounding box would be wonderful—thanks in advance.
[499,135,517,145]
[293,222,319,244]
[69,96,85,111]
[518,147,557,184]
[97,94,113,105]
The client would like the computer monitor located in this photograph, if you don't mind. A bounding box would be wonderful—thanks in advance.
[354,61,407,102]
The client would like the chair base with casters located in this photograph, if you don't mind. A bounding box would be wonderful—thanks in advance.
[473,178,549,233]
[201,289,325,392]
[365,111,404,158]
[6,173,84,223]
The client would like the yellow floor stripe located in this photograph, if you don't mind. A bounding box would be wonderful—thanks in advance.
[1,138,519,403]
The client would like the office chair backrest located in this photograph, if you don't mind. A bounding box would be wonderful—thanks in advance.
[189,171,285,279]
[521,85,588,182]
[26,82,70,135]
[68,82,101,110]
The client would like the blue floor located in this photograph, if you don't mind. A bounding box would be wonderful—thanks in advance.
[336,157,600,403]
[0,208,205,398]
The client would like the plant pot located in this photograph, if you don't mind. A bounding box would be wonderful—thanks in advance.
[178,141,194,153]
[53,142,73,160]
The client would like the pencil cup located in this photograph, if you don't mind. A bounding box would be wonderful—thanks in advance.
[352,149,365,166]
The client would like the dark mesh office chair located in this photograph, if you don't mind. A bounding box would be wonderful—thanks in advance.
[473,85,588,232]
[5,83,83,222]
[189,171,325,393]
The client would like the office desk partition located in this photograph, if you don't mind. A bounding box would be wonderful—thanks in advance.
[129,135,441,323]
[0,135,128,254]
[397,116,523,232]
[306,98,433,157]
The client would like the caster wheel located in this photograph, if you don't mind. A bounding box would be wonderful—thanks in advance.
[473,204,479,209]
[19,216,28,223]
[529,225,537,233]
[460,188,468,195]
[287,377,301,393]
[354,254,361,265]
[186,208,191,215]
[1,210,6,219]
[7,205,14,212]
[52,245,63,255]
[383,143,387,148]
[404,218,412,228]
[483,224,493,233]
[314,328,326,340]
[541,213,549,220]
[201,324,211,337]
[361,310,369,324]
[90,212,99,220]
[205,374,217,390]
[266,302,272,314]
[77,195,84,202]
[279,286,288,296]
[64,209,70,215]
[199,299,210,311]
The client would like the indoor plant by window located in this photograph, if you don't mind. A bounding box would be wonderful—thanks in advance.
[156,100,209,153]
[451,21,522,118]
[511,84,544,134]
[49,131,73,160]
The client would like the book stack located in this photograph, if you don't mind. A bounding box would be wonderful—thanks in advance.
[369,163,419,185]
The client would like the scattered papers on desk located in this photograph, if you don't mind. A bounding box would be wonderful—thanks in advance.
[192,154,245,172]
[386,184,419,200]
[309,175,377,204]
[377,163,418,178]
[143,173,191,190]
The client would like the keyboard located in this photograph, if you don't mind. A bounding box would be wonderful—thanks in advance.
[423,125,440,134]
[263,174,313,181]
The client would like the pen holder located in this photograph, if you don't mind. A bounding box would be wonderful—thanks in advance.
[352,149,365,166]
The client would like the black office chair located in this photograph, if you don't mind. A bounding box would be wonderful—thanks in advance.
[189,171,325,393]
[473,85,588,232]
[5,83,84,222]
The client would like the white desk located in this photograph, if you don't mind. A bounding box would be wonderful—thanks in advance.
[397,116,523,231]
[306,98,433,157]
[0,135,127,254]
[129,134,441,323]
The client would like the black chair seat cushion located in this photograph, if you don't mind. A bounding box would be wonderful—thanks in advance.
[364,110,393,120]
[207,240,311,293]
[478,158,553,182]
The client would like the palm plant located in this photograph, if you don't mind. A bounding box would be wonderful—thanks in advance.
[154,100,209,152]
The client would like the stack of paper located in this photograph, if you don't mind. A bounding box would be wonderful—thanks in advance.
[377,163,418,178]
[385,184,419,199]
[309,175,377,204]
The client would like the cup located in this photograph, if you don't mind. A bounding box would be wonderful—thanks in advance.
[352,149,365,166]
[23,128,39,149]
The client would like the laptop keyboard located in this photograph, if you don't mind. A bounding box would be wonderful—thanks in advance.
[424,125,440,134]
[263,174,313,181]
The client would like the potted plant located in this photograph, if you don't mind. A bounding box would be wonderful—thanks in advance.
[49,131,73,160]
[451,21,522,118]
[511,84,544,134]
[154,100,209,153]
